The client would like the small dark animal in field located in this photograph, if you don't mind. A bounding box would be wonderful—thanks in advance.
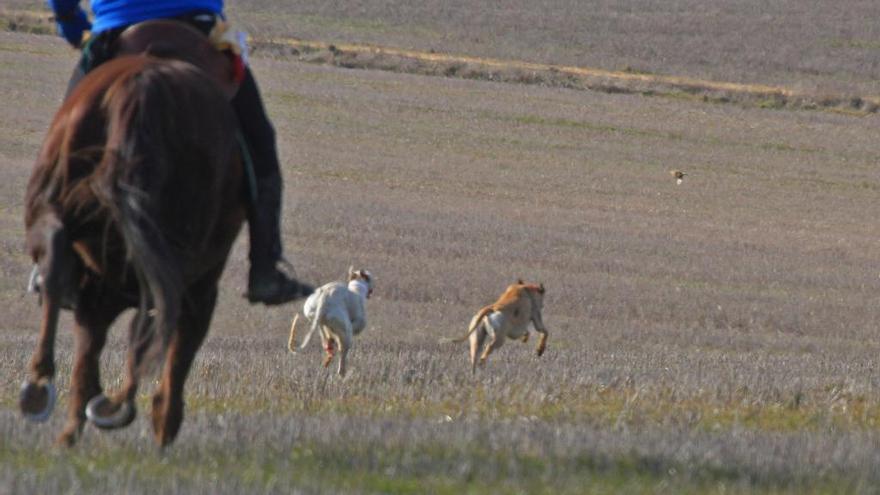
[670,169,686,185]
[20,21,262,448]
[445,280,548,373]
[288,267,374,376]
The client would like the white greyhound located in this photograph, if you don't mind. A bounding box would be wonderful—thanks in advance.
[288,267,373,375]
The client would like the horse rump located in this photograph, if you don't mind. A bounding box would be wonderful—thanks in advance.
[22,53,244,446]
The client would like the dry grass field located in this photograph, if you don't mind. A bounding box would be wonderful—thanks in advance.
[2,1,880,493]
[222,0,880,96]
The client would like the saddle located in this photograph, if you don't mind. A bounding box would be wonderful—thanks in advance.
[113,20,259,203]
[112,20,244,99]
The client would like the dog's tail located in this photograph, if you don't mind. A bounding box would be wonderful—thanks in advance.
[288,314,300,353]
[300,290,328,350]
[438,306,494,344]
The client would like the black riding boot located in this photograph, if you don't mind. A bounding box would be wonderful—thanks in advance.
[234,68,312,305]
[245,174,312,304]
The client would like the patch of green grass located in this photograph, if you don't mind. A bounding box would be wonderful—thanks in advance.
[0,437,857,494]
[758,98,787,110]
[758,141,801,152]
[775,174,875,193]
[825,38,880,50]
[267,90,309,107]
[510,114,686,142]
[178,382,880,435]
[245,12,439,41]
[0,14,55,37]
[505,111,826,156]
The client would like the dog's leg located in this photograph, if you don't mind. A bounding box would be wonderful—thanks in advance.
[336,321,353,376]
[531,312,548,357]
[479,322,498,366]
[321,326,335,368]
[535,329,548,357]
[469,323,487,374]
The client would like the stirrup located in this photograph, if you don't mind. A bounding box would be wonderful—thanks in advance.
[27,264,77,310]
[27,265,42,294]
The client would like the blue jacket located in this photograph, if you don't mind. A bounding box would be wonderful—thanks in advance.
[48,0,223,34]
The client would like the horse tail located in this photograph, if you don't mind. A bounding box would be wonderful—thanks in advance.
[95,63,185,376]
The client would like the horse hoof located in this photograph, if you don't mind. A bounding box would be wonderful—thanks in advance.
[19,379,56,423]
[86,395,136,430]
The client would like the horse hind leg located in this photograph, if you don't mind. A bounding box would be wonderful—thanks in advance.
[86,310,153,430]
[151,284,217,447]
[57,297,123,447]
[20,214,77,424]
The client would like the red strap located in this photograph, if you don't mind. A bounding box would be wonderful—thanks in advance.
[231,53,245,84]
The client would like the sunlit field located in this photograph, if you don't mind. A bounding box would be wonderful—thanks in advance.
[1,1,879,493]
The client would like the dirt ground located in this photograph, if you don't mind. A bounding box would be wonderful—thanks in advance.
[1,4,879,493]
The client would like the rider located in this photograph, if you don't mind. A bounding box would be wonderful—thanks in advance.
[46,0,310,305]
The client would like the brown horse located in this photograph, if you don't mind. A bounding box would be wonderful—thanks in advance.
[19,22,248,447]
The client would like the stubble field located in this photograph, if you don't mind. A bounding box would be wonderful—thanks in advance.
[1,2,880,493]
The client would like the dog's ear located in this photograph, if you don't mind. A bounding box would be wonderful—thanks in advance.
[517,278,524,285]
[348,265,355,280]
[538,283,545,294]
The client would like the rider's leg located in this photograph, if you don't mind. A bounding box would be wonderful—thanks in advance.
[65,64,86,98]
[47,23,310,306]
[64,28,121,98]
[232,67,311,305]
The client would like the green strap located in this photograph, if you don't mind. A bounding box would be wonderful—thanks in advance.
[78,35,99,73]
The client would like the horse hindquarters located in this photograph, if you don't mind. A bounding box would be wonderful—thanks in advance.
[95,58,243,445]
[23,56,244,447]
